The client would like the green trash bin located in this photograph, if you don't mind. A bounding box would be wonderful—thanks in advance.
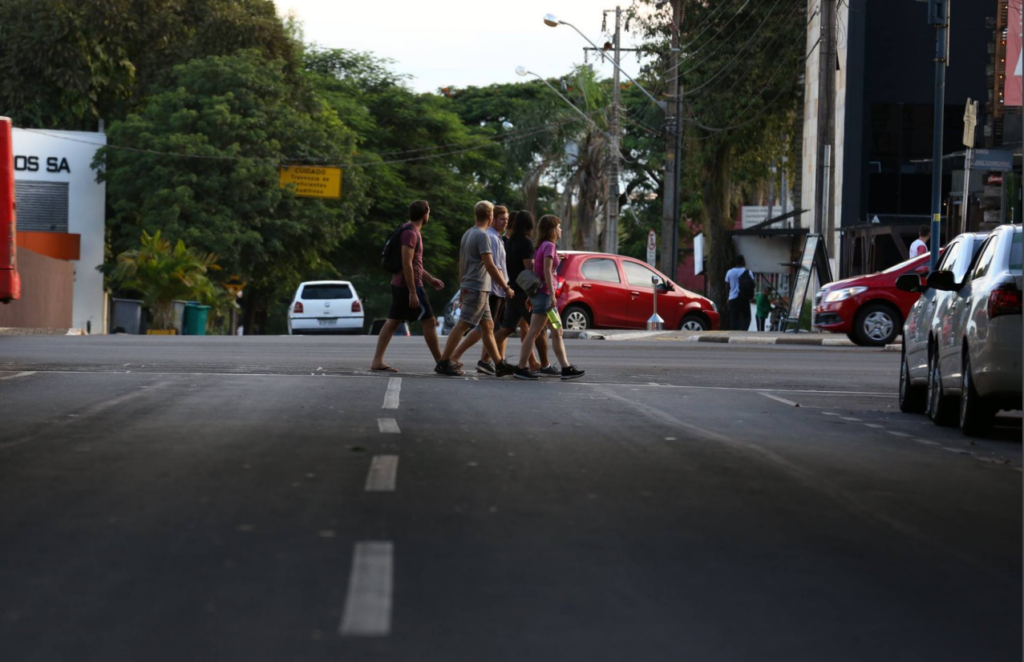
[182,304,211,336]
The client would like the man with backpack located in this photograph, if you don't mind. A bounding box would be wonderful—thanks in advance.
[725,255,755,332]
[370,200,445,372]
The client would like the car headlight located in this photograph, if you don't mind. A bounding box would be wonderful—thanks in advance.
[709,300,717,312]
[824,286,868,303]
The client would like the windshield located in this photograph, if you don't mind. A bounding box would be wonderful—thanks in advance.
[882,254,928,275]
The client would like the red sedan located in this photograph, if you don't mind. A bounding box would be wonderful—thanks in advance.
[554,251,720,331]
[813,252,934,346]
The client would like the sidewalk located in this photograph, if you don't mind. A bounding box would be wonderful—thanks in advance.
[567,328,901,350]
[0,327,86,336]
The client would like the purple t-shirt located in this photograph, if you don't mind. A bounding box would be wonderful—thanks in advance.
[533,241,559,294]
[390,223,423,288]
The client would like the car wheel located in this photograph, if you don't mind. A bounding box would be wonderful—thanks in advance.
[679,314,709,331]
[853,303,899,346]
[898,345,926,413]
[959,353,994,437]
[562,305,592,331]
[927,351,957,426]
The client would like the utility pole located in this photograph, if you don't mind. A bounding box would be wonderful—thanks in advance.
[813,0,837,259]
[926,0,949,272]
[660,0,682,276]
[606,6,622,255]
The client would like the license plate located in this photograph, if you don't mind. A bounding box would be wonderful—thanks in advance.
[318,318,337,326]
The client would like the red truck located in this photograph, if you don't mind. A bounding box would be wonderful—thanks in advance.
[0,117,19,303]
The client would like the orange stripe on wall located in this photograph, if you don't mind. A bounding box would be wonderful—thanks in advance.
[17,231,81,261]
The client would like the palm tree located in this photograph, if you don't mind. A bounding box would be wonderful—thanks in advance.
[112,230,220,330]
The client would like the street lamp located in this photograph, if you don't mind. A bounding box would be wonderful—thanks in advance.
[515,66,599,130]
[543,13,665,111]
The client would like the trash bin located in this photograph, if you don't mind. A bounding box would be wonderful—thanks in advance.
[182,304,211,336]
[171,300,189,334]
[111,298,143,334]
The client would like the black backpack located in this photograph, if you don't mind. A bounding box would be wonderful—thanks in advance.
[738,269,756,301]
[381,223,407,274]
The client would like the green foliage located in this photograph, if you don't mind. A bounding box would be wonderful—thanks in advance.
[96,50,364,304]
[112,230,220,329]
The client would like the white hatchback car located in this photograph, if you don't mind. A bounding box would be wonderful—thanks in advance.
[287,281,364,335]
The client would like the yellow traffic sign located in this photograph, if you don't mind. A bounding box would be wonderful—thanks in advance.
[223,275,246,297]
[279,166,342,199]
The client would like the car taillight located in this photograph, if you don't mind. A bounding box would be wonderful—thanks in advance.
[988,285,1022,319]
[556,276,566,297]
[352,300,362,313]
[293,301,304,314]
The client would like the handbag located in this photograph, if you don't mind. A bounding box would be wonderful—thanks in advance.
[516,269,542,296]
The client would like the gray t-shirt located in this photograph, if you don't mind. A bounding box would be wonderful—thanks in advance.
[460,226,493,292]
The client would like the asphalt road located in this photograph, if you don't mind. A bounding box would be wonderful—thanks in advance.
[0,335,1020,661]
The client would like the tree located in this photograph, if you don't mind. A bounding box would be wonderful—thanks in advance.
[628,0,804,312]
[111,230,219,330]
[95,50,364,332]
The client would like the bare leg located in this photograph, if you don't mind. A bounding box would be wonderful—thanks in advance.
[533,325,550,367]
[517,314,549,369]
[370,319,402,370]
[440,321,472,361]
[452,329,483,363]
[478,320,503,365]
[421,318,442,363]
[548,326,571,367]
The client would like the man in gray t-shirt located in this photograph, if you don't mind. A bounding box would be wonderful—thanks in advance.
[460,226,493,292]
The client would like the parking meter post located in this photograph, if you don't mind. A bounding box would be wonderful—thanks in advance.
[647,275,665,331]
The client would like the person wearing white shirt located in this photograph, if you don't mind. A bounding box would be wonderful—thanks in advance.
[909,225,931,258]
[724,255,754,331]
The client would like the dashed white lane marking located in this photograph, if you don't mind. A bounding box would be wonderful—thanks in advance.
[887,431,911,438]
[382,378,401,409]
[0,371,35,382]
[822,412,839,416]
[365,455,398,492]
[943,447,973,455]
[865,424,884,429]
[339,541,393,636]
[840,416,862,422]
[759,392,799,407]
[914,439,941,446]
[377,418,400,434]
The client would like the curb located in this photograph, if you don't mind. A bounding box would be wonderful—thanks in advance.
[0,327,85,336]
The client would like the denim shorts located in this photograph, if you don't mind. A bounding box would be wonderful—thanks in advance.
[529,292,551,315]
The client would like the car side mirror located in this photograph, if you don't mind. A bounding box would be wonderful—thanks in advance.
[895,274,925,293]
[926,270,958,291]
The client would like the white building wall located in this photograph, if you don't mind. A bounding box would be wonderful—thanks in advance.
[12,128,107,332]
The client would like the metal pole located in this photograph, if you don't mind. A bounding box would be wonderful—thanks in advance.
[605,6,622,255]
[648,276,665,330]
[767,160,776,224]
[672,15,685,282]
[928,0,949,273]
[960,148,972,234]
[660,0,681,274]
[813,0,836,238]
[822,145,832,241]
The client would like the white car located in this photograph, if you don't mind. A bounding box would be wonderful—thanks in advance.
[899,226,1022,435]
[287,281,364,335]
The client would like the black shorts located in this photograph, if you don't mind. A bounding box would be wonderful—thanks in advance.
[501,294,531,330]
[388,285,435,322]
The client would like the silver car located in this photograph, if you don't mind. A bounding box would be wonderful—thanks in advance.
[898,226,1022,435]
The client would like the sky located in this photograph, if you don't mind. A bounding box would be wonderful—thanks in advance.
[274,0,656,93]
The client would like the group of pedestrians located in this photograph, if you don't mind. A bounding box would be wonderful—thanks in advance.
[371,200,585,381]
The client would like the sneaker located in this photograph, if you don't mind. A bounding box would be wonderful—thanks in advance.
[435,359,464,377]
[560,365,586,381]
[513,367,539,381]
[537,364,561,377]
[476,360,496,376]
[495,360,516,377]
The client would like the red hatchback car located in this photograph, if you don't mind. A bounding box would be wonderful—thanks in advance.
[554,251,720,331]
[813,252,934,346]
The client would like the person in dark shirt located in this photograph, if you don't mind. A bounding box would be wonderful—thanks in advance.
[495,211,555,375]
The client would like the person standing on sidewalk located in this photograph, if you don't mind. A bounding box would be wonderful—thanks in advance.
[725,255,754,332]
[370,200,445,372]
[435,201,516,377]
[755,286,772,332]
[514,215,584,381]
